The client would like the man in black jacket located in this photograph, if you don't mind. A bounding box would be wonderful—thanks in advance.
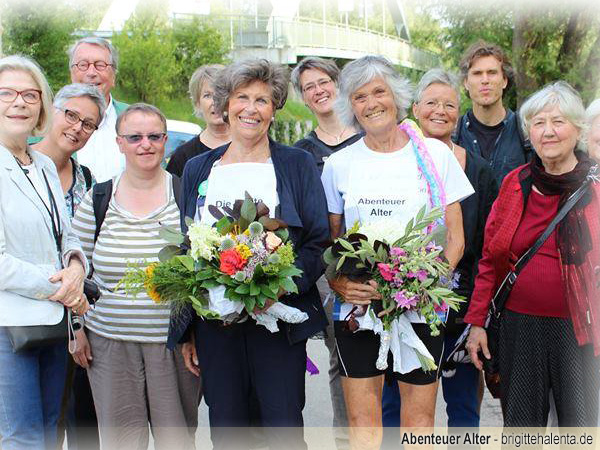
[455,41,532,186]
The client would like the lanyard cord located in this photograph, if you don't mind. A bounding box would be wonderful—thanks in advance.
[17,163,63,261]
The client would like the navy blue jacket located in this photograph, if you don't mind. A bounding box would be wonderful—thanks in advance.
[454,108,532,186]
[166,139,330,348]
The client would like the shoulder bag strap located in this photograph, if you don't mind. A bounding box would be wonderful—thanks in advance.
[171,174,181,210]
[92,180,113,244]
[493,174,593,313]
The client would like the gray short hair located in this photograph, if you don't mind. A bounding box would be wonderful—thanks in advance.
[68,37,119,72]
[212,59,289,122]
[189,64,225,119]
[115,103,167,134]
[0,55,53,137]
[290,57,340,95]
[335,55,413,131]
[586,99,600,125]
[519,81,587,151]
[414,68,460,104]
[54,83,106,125]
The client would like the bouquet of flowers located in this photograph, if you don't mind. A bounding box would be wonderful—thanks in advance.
[324,206,463,372]
[121,193,308,331]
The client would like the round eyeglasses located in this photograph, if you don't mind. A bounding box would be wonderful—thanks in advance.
[71,61,113,72]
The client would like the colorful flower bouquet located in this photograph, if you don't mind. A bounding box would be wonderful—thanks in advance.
[324,206,463,372]
[120,193,308,331]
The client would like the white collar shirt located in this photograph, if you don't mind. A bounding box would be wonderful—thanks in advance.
[75,96,125,183]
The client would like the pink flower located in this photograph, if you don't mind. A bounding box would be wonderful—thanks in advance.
[377,263,394,282]
[390,247,407,257]
[416,270,428,282]
[434,302,449,313]
[394,291,419,309]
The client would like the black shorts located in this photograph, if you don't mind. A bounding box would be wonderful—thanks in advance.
[334,320,444,385]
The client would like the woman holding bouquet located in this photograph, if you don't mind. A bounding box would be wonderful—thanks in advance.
[169,59,329,449]
[465,82,600,427]
[321,55,473,448]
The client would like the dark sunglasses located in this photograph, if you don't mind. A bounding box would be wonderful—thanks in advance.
[118,133,167,144]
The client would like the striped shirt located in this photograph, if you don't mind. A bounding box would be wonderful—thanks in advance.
[72,172,179,343]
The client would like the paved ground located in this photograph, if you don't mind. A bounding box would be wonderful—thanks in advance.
[194,338,503,446]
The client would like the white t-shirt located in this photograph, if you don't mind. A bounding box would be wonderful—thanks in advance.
[75,97,125,183]
[197,160,279,225]
[321,136,474,322]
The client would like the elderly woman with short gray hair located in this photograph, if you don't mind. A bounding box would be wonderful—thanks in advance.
[32,83,105,216]
[321,56,473,448]
[466,81,600,427]
[409,68,498,428]
[168,58,329,449]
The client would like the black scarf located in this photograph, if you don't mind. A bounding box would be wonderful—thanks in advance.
[529,150,595,265]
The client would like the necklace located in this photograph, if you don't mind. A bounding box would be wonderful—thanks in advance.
[317,125,347,144]
[13,149,33,167]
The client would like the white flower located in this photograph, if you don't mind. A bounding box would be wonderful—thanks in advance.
[187,223,221,261]
[358,219,407,244]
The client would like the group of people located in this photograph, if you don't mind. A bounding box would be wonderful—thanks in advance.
[0,34,598,450]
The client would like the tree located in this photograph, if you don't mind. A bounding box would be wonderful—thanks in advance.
[0,0,77,91]
[404,0,600,106]
[172,17,229,95]
[111,0,178,104]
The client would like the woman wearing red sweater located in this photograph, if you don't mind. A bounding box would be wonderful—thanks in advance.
[465,81,600,427]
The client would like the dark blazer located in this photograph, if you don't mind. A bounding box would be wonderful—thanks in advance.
[167,139,330,348]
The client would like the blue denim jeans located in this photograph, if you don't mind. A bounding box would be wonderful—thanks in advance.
[0,327,68,450]
[441,333,480,428]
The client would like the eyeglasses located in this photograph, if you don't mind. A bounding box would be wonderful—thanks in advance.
[420,99,458,112]
[118,133,167,144]
[71,61,113,72]
[0,87,42,104]
[60,108,99,134]
[302,78,333,94]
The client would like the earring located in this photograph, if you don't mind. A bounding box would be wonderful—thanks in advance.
[223,111,228,117]
[270,116,275,123]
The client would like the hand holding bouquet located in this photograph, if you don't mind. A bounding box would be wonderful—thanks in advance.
[121,193,308,331]
[324,206,464,372]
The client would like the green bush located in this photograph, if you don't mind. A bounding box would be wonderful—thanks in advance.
[1,0,77,91]
[172,17,229,95]
[111,2,178,104]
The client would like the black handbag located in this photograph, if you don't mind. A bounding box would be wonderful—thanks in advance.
[6,308,69,353]
[481,175,592,397]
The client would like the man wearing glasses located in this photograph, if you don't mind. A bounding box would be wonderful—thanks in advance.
[68,37,128,182]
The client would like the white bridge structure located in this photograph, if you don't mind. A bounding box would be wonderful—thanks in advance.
[89,0,439,71]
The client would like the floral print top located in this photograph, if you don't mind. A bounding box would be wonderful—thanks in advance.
[66,157,94,219]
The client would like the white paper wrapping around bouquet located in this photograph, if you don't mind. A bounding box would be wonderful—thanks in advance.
[208,286,308,331]
[250,302,309,333]
[355,310,435,374]
[208,286,244,322]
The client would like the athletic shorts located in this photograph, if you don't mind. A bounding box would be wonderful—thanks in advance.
[334,320,444,385]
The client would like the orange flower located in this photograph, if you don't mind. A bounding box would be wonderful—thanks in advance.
[219,249,247,276]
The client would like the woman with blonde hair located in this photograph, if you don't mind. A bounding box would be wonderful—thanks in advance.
[166,64,230,177]
[0,55,89,450]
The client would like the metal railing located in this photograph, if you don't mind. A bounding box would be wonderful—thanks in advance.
[172,14,439,70]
